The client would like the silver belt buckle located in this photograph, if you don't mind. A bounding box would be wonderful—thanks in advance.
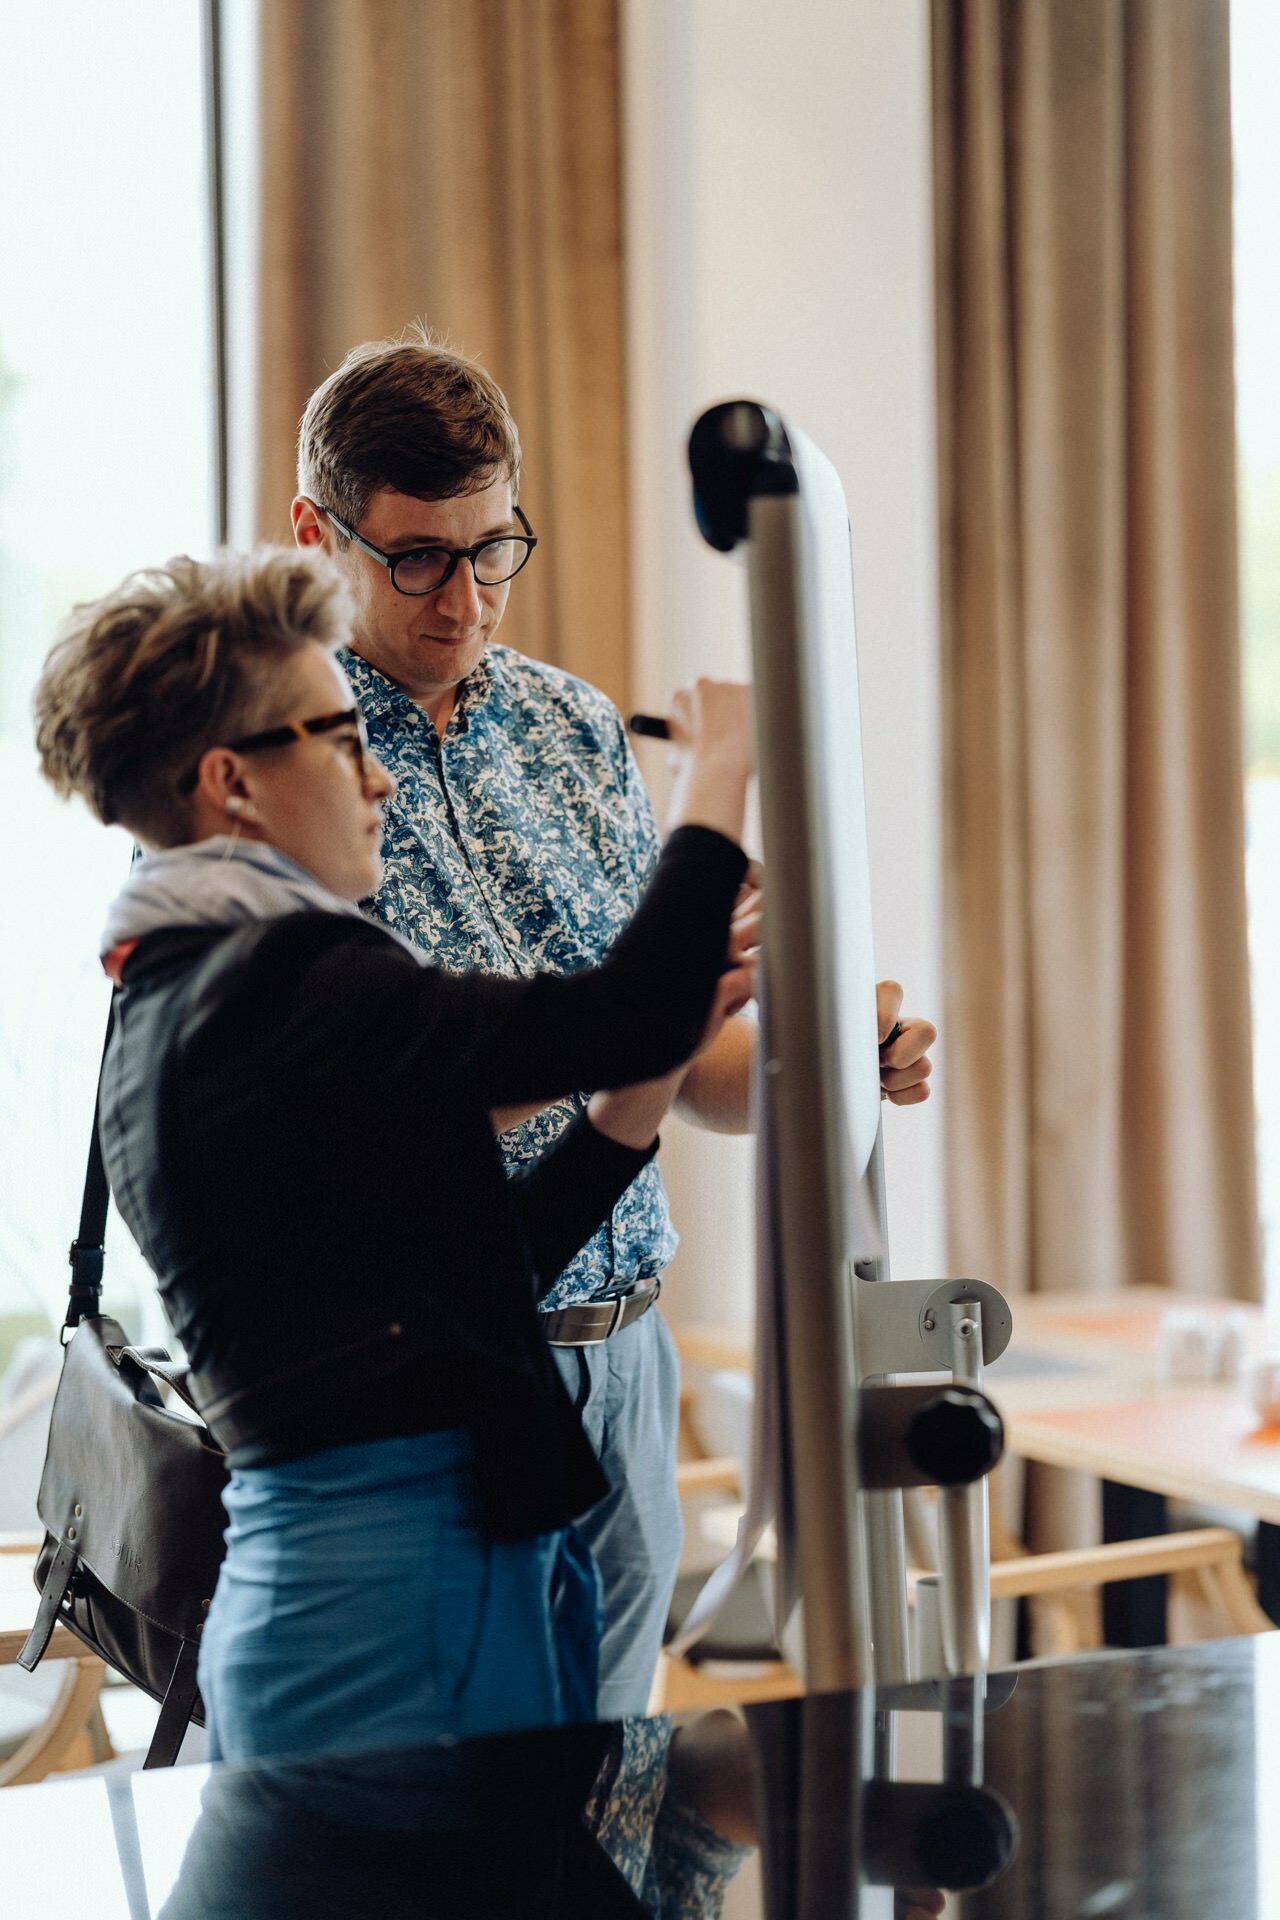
[606,1277,659,1340]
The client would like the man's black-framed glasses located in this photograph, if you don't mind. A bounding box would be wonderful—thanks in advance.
[178,707,369,794]
[322,503,538,596]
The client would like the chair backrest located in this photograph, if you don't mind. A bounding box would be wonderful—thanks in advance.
[700,1370,754,1499]
[0,1338,60,1533]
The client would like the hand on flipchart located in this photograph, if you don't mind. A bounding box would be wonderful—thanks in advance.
[877,980,936,1106]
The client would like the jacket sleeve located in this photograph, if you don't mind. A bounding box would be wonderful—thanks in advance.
[505,1113,657,1296]
[305,824,749,1111]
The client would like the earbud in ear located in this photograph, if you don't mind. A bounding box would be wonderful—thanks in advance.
[225,796,256,820]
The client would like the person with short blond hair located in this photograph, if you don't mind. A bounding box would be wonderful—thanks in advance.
[292,330,937,1716]
[34,542,758,1760]
[35,548,349,848]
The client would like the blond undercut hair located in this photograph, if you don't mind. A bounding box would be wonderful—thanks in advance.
[34,546,353,847]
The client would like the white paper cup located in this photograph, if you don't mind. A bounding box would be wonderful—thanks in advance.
[1247,1355,1280,1427]
[1155,1308,1216,1383]
[1213,1310,1250,1383]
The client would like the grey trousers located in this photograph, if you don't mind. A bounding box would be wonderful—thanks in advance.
[550,1305,684,1719]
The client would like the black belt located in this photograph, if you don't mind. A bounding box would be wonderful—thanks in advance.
[540,1280,661,1348]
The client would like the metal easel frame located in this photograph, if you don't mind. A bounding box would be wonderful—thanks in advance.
[690,400,1012,1689]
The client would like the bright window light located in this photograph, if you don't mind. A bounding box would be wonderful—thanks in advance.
[0,3,216,1340]
[1234,0,1280,1315]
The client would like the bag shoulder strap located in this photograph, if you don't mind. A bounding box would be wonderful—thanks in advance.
[64,995,115,1338]
[66,847,144,1337]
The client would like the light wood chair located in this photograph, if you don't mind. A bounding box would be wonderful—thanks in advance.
[657,1327,1273,1710]
[0,1532,112,1786]
[982,1482,1272,1653]
[655,1475,799,1710]
[0,1362,60,1533]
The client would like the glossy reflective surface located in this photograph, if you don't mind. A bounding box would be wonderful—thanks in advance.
[4,1635,1277,1918]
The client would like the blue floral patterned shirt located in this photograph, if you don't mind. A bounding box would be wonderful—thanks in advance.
[345,643,679,1310]
[585,1716,752,1915]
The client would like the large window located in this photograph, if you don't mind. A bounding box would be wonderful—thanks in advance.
[0,3,216,1345]
[1234,0,1280,1307]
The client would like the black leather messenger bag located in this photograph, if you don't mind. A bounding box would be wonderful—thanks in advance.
[17,1000,230,1768]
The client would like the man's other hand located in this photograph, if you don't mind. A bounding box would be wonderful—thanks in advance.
[877,979,937,1106]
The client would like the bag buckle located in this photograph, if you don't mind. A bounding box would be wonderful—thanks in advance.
[63,1240,105,1340]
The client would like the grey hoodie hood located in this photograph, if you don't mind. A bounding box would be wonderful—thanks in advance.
[100,838,364,958]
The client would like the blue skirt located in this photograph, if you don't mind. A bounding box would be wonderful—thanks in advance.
[198,1427,601,1763]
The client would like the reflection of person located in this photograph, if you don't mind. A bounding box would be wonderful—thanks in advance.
[158,1709,755,1920]
[588,1711,945,1919]
[159,1726,645,1920]
[291,331,938,1714]
[587,1712,753,1917]
[156,1698,949,1920]
[33,546,757,1761]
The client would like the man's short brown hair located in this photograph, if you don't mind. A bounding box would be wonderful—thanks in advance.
[33,547,351,848]
[297,324,522,531]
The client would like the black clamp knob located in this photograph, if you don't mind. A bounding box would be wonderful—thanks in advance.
[907,1388,1005,1486]
[858,1384,1005,1489]
[915,1787,1018,1890]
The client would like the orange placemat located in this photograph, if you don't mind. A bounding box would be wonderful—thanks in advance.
[1041,1311,1166,1344]
[1020,1391,1280,1468]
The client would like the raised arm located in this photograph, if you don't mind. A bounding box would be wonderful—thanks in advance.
[503,938,758,1294]
[677,976,938,1132]
[364,821,750,1108]
[324,682,756,1112]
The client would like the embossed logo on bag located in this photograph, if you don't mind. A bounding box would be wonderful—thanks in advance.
[110,1536,144,1575]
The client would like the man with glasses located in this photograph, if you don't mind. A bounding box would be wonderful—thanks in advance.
[292,329,935,1716]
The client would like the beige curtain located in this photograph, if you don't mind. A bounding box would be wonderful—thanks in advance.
[249,0,631,708]
[932,0,1261,1325]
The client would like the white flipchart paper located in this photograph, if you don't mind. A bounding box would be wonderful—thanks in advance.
[671,422,884,1662]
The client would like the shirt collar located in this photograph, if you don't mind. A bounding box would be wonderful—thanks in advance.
[340,644,497,732]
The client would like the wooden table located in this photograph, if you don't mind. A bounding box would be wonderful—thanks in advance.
[977,1291,1280,1637]
[682,1289,1280,1640]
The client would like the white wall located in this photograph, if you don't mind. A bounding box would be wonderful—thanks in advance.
[622,0,944,1327]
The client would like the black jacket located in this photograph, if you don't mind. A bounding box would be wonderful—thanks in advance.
[99,825,748,1538]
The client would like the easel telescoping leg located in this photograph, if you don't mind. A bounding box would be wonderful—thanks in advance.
[937,1299,993,1672]
[855,1272,1009,1679]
